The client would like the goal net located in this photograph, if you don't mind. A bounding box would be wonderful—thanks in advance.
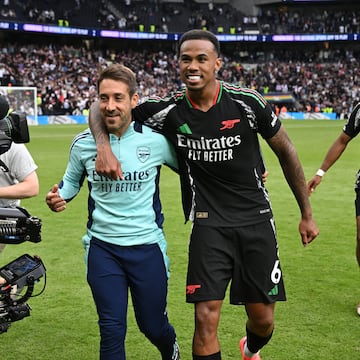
[0,86,37,124]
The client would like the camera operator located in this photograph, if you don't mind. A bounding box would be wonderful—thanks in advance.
[0,95,43,336]
[0,95,39,256]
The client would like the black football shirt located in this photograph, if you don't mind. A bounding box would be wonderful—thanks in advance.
[133,81,281,227]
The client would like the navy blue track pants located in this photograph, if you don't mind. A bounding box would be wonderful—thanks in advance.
[87,237,177,360]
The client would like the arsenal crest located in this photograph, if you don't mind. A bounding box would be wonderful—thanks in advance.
[137,146,150,163]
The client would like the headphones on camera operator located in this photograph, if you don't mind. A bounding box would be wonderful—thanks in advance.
[0,95,46,334]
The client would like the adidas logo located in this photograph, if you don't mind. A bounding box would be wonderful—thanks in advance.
[178,124,192,134]
[268,285,278,296]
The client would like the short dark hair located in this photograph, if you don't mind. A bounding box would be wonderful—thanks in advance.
[178,29,221,57]
[97,64,137,97]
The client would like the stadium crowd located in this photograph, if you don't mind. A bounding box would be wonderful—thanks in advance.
[0,38,359,119]
[2,0,360,35]
[0,1,360,118]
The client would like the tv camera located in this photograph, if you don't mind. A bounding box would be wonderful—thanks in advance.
[0,252,46,334]
[0,94,30,155]
[0,95,45,334]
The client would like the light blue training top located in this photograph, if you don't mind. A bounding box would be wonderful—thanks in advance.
[58,121,178,248]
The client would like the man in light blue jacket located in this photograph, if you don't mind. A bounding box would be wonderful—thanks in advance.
[45,64,180,360]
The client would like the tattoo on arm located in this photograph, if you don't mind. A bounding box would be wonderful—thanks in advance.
[267,127,312,215]
[89,101,109,145]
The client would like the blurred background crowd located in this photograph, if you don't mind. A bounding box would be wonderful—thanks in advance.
[3,0,360,35]
[0,0,359,118]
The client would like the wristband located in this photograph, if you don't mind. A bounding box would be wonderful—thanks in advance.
[316,169,325,177]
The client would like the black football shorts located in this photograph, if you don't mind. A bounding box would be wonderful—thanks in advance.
[186,219,286,304]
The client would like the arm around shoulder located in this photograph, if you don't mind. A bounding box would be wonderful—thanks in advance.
[89,101,108,146]
[89,101,123,180]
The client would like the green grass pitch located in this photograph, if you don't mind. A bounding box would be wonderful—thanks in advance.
[0,120,358,359]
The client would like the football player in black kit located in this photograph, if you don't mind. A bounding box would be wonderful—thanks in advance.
[89,30,319,360]
[308,102,360,317]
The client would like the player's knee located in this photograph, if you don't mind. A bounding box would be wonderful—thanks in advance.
[246,304,275,334]
[194,301,221,335]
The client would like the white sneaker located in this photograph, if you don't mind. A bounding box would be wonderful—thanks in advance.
[172,340,180,360]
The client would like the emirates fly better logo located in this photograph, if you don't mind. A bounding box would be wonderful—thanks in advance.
[176,118,242,163]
